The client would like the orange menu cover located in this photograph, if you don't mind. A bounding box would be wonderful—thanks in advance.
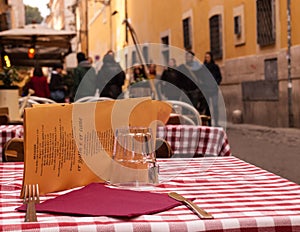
[21,98,172,196]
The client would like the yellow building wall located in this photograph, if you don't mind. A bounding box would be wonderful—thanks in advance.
[86,0,300,127]
[88,0,300,62]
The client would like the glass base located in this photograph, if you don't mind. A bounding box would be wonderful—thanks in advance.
[106,182,158,191]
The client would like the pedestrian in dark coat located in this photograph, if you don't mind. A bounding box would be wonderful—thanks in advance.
[49,64,68,103]
[160,58,182,100]
[96,51,125,99]
[203,51,223,126]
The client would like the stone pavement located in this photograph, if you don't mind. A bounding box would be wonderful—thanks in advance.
[224,122,300,184]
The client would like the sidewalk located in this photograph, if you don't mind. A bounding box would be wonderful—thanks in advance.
[226,122,300,146]
[225,122,300,184]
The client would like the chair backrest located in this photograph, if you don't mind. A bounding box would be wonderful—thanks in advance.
[74,96,114,103]
[128,81,153,98]
[2,138,24,162]
[0,107,10,125]
[0,107,9,115]
[19,96,57,118]
[167,113,196,125]
[165,100,202,125]
[0,114,10,125]
[28,96,57,104]
[155,138,173,158]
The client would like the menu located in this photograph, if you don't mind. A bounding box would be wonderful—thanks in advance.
[21,98,172,196]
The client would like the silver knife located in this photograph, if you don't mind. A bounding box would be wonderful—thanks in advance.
[168,192,214,219]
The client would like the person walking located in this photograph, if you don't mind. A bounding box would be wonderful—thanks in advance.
[203,51,222,126]
[177,51,207,115]
[160,58,182,100]
[49,64,68,103]
[72,52,96,101]
[96,50,125,99]
[26,66,50,98]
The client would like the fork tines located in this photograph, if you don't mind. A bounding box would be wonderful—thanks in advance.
[23,184,40,222]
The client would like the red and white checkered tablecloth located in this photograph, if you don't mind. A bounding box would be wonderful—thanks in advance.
[0,125,24,161]
[1,157,300,232]
[0,125,231,160]
[157,125,231,156]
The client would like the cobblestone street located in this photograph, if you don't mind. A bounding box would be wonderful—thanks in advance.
[226,123,300,184]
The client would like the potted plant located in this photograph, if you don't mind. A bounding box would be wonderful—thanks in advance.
[0,66,22,121]
[0,66,21,87]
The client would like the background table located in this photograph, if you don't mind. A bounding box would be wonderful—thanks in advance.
[1,157,300,231]
[157,125,231,156]
[0,125,231,161]
[0,125,24,162]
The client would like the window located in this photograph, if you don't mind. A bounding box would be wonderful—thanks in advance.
[161,36,169,47]
[0,13,9,31]
[131,51,137,65]
[256,0,275,46]
[125,54,128,69]
[161,35,170,66]
[234,16,241,37]
[264,58,278,80]
[182,17,192,50]
[209,14,222,59]
[142,46,149,64]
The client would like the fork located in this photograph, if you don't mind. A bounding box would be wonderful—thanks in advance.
[23,184,40,222]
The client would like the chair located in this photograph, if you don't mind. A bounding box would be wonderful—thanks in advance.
[2,138,24,162]
[28,96,57,104]
[74,96,114,103]
[0,114,10,125]
[0,107,10,125]
[155,138,173,158]
[128,80,153,98]
[165,100,202,125]
[18,96,57,106]
[167,113,196,125]
[19,96,57,118]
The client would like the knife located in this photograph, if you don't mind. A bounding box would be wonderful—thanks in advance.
[168,192,214,219]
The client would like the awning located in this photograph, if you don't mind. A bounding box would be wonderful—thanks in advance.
[0,24,76,67]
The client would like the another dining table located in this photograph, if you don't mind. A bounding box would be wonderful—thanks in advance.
[0,125,24,161]
[0,124,231,161]
[1,156,300,231]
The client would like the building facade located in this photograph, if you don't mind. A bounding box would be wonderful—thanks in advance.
[85,0,300,128]
[0,0,25,31]
[46,0,77,68]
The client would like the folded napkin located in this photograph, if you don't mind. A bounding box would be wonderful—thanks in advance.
[17,183,182,218]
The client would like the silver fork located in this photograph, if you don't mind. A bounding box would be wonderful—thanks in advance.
[23,184,40,222]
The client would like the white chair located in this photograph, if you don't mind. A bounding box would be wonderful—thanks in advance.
[74,96,114,103]
[165,100,202,125]
[28,96,57,104]
[18,96,57,118]
[128,80,153,98]
[19,96,57,105]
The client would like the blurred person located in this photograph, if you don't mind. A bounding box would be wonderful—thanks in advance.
[131,64,147,83]
[25,66,50,98]
[160,58,182,100]
[96,50,125,99]
[148,63,157,79]
[72,52,96,101]
[93,55,102,72]
[49,64,68,103]
[87,56,93,64]
[177,51,207,114]
[203,51,222,126]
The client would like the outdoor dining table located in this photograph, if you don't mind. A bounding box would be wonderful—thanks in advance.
[1,156,300,231]
[0,125,24,161]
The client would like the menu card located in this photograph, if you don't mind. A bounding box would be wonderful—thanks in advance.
[21,98,172,197]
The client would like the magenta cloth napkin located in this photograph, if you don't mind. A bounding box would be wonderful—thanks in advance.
[17,183,182,218]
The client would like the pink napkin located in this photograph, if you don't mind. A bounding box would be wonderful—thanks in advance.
[17,183,182,218]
